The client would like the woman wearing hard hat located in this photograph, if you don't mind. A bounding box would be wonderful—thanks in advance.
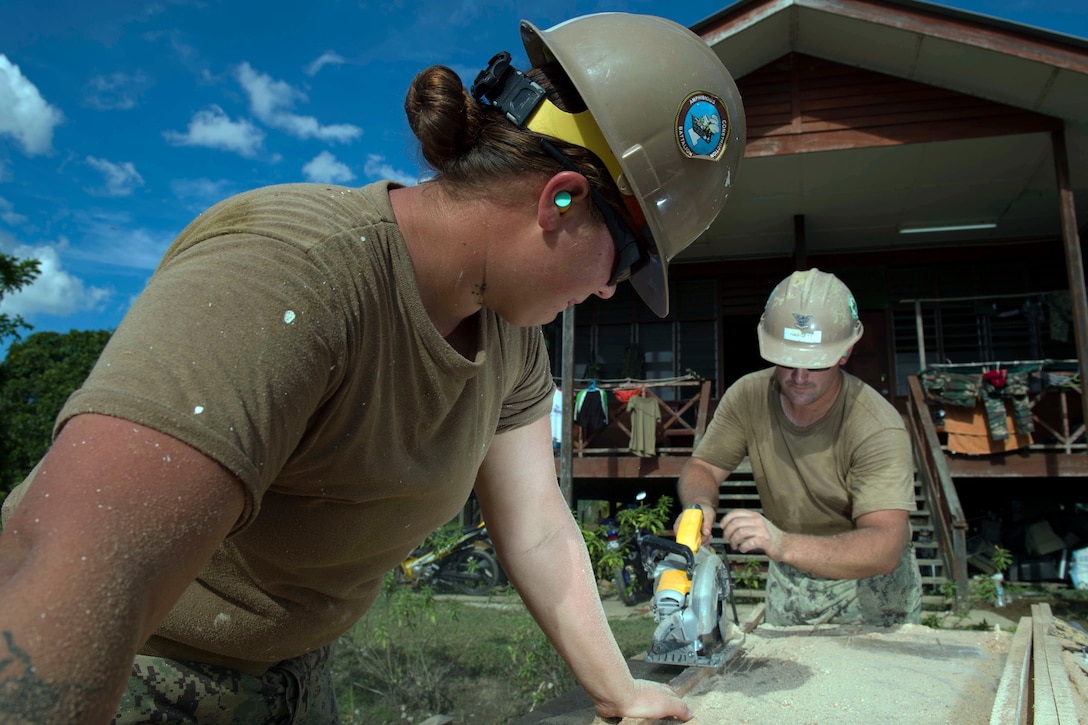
[0,13,744,723]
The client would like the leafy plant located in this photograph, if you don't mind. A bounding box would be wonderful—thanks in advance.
[507,619,577,710]
[921,613,944,629]
[0,252,40,344]
[732,558,765,592]
[579,494,673,584]
[970,545,1012,606]
[616,494,672,538]
[332,574,459,723]
[0,329,112,501]
[940,579,958,601]
[991,545,1013,573]
[578,519,622,581]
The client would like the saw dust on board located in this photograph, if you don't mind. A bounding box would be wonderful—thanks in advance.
[683,623,1012,724]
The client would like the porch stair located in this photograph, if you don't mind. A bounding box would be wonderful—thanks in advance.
[712,460,951,611]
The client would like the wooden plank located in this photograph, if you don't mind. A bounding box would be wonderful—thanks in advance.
[746,115,1060,156]
[947,452,1088,478]
[1033,604,1059,724]
[989,615,1033,725]
[556,456,688,479]
[737,52,1064,156]
[1032,602,1082,724]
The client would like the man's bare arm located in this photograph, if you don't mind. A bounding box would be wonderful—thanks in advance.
[677,456,732,546]
[720,508,911,580]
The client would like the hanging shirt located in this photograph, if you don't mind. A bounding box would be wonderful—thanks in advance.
[551,388,564,445]
[575,388,608,436]
[626,395,661,457]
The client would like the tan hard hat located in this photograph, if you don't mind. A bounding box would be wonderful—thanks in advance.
[757,269,864,368]
[520,14,746,317]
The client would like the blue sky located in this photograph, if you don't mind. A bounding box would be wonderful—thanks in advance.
[1,0,1086,349]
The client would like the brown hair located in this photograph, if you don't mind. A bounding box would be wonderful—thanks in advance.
[403,62,624,216]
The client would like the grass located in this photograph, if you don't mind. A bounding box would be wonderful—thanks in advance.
[330,584,657,724]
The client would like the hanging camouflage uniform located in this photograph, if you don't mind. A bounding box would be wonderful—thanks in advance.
[923,370,981,407]
[981,369,1034,441]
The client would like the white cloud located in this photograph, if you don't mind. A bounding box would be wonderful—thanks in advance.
[86,156,145,196]
[0,54,65,155]
[364,154,420,187]
[236,62,361,143]
[71,212,173,271]
[84,70,151,111]
[305,51,346,77]
[303,151,355,184]
[0,240,110,318]
[0,196,28,226]
[171,177,235,211]
[163,105,265,157]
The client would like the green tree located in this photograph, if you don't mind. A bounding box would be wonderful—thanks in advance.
[0,252,41,343]
[0,329,112,498]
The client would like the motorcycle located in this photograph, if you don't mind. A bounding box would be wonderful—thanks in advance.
[607,491,669,606]
[396,521,504,595]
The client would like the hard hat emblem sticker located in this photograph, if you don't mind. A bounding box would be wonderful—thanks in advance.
[793,314,813,330]
[676,92,728,161]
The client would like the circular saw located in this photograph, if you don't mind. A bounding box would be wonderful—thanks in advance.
[640,506,744,668]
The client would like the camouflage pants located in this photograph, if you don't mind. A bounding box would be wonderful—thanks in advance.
[111,646,339,724]
[982,371,1034,441]
[765,544,922,627]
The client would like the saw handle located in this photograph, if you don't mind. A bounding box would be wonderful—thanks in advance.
[640,535,695,578]
[675,505,704,552]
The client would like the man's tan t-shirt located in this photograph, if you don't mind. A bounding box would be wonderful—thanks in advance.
[25,181,554,672]
[693,368,914,536]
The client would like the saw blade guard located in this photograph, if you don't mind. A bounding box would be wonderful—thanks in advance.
[646,548,731,666]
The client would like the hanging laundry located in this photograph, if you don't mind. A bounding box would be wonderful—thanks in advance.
[575,387,608,436]
[923,370,982,407]
[550,388,564,450]
[626,394,661,457]
[943,401,1032,455]
[981,370,1034,440]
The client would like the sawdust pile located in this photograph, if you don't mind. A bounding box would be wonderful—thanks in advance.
[684,623,1013,724]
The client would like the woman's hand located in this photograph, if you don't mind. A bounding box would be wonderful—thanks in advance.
[594,679,693,721]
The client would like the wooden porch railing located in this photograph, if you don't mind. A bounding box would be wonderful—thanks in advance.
[906,375,970,608]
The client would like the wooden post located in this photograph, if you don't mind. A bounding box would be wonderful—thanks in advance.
[559,306,575,507]
[915,300,927,371]
[1051,127,1088,438]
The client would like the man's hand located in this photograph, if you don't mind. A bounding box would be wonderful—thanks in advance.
[677,457,733,547]
[594,679,693,721]
[720,509,784,559]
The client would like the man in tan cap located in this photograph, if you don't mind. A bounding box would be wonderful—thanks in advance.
[678,268,922,626]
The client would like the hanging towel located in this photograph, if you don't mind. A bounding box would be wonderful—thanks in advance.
[943,401,1032,455]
